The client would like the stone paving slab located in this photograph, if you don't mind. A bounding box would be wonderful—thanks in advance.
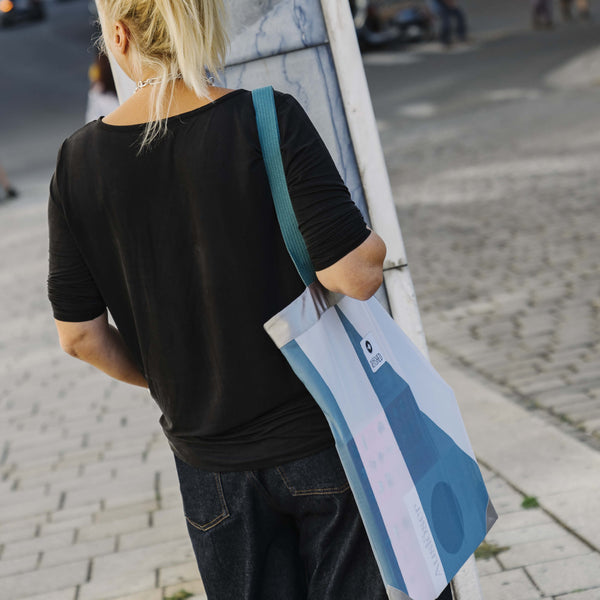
[77,571,156,600]
[112,590,163,600]
[18,589,77,600]
[556,591,600,600]
[540,489,600,549]
[488,522,575,547]
[2,529,75,561]
[0,553,38,578]
[41,536,116,568]
[77,513,150,543]
[475,557,502,577]
[478,569,542,600]
[433,351,600,551]
[497,536,591,569]
[527,554,600,597]
[0,559,88,598]
[159,560,203,587]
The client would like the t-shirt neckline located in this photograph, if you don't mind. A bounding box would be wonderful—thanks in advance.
[97,88,246,132]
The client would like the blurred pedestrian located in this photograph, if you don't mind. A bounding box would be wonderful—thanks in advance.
[560,0,573,19]
[431,0,468,46]
[577,0,592,18]
[85,52,120,123]
[0,162,18,200]
[532,0,554,28]
[560,0,591,19]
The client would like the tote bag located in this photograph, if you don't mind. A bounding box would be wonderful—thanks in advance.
[252,86,496,600]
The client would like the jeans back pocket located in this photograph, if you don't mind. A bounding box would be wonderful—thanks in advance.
[277,447,350,497]
[174,455,230,531]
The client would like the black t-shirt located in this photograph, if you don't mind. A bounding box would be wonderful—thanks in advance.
[47,89,370,471]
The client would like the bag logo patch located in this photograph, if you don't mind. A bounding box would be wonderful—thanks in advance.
[360,334,386,373]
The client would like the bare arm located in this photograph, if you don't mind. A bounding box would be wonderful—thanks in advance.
[315,230,387,301]
[55,311,148,388]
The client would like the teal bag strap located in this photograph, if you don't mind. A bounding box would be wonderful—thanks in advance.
[252,86,316,287]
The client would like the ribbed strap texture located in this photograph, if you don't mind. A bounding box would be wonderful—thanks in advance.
[252,86,316,287]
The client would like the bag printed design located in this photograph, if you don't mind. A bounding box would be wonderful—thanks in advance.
[253,86,496,600]
[266,286,496,600]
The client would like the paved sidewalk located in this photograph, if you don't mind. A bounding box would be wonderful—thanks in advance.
[434,351,600,600]
[1,169,599,599]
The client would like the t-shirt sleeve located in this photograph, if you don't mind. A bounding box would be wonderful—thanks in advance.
[47,146,106,322]
[276,93,370,272]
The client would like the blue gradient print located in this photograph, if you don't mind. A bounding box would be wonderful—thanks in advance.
[334,307,490,581]
[282,339,408,594]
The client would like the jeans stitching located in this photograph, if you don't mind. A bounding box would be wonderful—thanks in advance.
[185,473,230,532]
[276,466,351,496]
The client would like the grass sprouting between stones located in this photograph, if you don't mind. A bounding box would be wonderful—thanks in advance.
[164,591,194,600]
[474,540,509,560]
[521,495,540,509]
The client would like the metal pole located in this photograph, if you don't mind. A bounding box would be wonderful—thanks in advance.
[318,1,484,599]
[318,1,427,354]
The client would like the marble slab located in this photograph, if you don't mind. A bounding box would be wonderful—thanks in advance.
[223,45,368,219]
[226,0,328,66]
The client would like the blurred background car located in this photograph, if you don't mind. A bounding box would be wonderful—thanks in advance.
[0,0,45,27]
[351,0,435,48]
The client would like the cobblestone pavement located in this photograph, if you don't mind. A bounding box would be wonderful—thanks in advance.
[0,175,205,600]
[378,41,600,449]
[434,351,600,600]
[397,163,600,445]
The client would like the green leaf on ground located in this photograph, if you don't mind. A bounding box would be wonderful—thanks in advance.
[164,591,194,600]
[521,495,540,509]
[474,540,509,560]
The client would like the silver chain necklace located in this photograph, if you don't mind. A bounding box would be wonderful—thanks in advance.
[135,74,182,92]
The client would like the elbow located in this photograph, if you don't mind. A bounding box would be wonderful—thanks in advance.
[59,333,88,359]
[316,232,387,300]
[55,312,108,361]
[60,340,81,358]
[347,269,384,301]
[351,234,386,300]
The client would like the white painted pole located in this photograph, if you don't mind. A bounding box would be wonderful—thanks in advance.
[318,0,428,355]
[319,1,484,599]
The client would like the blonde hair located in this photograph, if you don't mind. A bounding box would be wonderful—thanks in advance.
[96,0,229,150]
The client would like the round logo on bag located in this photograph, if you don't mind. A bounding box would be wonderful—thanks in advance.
[360,335,386,373]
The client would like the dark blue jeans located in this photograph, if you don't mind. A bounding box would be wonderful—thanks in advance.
[175,447,453,600]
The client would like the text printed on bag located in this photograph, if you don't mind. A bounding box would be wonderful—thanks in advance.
[360,335,386,373]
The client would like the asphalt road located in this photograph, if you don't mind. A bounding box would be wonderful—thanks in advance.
[366,21,600,178]
[0,0,93,177]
